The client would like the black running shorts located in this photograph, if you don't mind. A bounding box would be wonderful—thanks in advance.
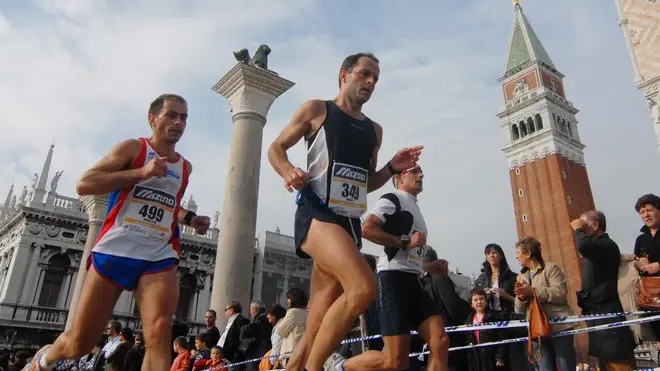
[377,270,442,337]
[293,188,362,259]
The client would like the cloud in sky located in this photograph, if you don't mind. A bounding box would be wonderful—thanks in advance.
[1,0,659,277]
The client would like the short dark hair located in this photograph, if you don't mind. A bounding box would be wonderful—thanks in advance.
[267,304,287,321]
[227,300,242,314]
[108,320,122,334]
[286,287,309,308]
[148,94,187,116]
[338,53,379,88]
[195,334,207,345]
[206,309,217,317]
[635,194,660,213]
[174,336,188,349]
[469,287,487,302]
[583,210,607,232]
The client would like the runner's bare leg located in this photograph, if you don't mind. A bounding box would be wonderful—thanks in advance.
[301,220,377,371]
[285,263,342,370]
[136,268,179,371]
[417,315,449,371]
[43,267,122,364]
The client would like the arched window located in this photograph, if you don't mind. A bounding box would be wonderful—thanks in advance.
[555,114,561,128]
[534,114,543,130]
[176,274,197,321]
[527,117,535,134]
[560,119,568,133]
[38,254,70,308]
[567,122,573,137]
[519,121,528,137]
[511,124,520,140]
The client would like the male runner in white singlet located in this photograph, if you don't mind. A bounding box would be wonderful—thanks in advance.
[25,94,210,371]
[268,52,423,371]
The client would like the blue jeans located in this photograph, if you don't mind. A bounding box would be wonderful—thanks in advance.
[534,334,577,371]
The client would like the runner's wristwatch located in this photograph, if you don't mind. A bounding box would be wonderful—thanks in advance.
[400,235,411,251]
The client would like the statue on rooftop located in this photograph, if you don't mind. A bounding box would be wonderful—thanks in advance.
[233,44,272,71]
[50,170,63,193]
[18,186,27,205]
[213,211,220,229]
[648,97,660,126]
[31,173,38,190]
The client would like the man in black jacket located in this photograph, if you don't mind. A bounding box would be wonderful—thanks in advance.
[218,301,250,366]
[572,210,637,370]
[240,300,273,371]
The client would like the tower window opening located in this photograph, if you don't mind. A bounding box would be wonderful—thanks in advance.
[567,195,572,205]
[527,117,535,134]
[534,114,543,130]
[520,121,528,137]
[522,214,528,222]
[511,124,520,140]
[518,189,524,197]
[561,170,567,179]
[567,122,573,137]
[515,168,521,175]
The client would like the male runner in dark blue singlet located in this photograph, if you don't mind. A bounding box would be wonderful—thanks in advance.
[268,52,423,371]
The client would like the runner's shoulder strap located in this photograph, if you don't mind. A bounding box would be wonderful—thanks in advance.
[380,193,401,214]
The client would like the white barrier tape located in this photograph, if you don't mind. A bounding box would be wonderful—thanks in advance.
[220,311,660,369]
[339,310,658,345]
[411,313,660,356]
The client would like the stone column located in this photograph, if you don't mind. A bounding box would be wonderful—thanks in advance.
[209,61,294,324]
[65,194,108,330]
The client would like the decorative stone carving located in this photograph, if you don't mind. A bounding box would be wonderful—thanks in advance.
[18,187,27,205]
[648,98,660,125]
[30,174,38,190]
[29,222,44,235]
[213,211,220,229]
[46,226,60,238]
[78,229,87,243]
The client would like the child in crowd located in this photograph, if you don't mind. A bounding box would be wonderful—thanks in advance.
[465,288,509,371]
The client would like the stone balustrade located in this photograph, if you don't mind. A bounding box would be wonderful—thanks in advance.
[52,195,87,215]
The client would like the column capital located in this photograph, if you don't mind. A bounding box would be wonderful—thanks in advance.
[79,194,109,223]
[212,63,295,120]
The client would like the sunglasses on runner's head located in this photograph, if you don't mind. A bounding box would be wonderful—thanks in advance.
[402,166,422,174]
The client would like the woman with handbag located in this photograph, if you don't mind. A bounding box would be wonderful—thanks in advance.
[513,237,577,371]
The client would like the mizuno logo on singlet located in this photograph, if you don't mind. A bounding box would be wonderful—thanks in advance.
[334,164,367,182]
[133,186,176,207]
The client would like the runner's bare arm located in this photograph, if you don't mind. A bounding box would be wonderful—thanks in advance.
[76,139,144,196]
[176,161,194,223]
[367,123,393,192]
[362,214,401,247]
[267,100,325,178]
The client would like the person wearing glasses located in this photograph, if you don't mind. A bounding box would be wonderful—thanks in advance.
[218,300,250,364]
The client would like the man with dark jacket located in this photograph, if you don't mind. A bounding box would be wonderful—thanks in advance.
[572,210,637,370]
[239,300,273,371]
[218,301,250,366]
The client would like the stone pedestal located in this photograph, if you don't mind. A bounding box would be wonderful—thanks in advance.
[209,63,294,324]
[65,194,108,330]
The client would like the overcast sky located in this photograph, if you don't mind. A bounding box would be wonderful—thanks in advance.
[1,0,658,278]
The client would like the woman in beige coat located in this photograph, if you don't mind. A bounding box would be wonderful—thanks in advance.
[276,287,309,367]
[513,236,577,371]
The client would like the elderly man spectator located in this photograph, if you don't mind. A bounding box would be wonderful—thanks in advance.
[218,300,250,365]
[572,210,637,370]
[239,300,272,371]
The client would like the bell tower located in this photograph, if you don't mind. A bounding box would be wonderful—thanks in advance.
[497,1,595,357]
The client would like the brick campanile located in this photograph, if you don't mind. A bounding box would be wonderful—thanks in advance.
[497,2,595,361]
